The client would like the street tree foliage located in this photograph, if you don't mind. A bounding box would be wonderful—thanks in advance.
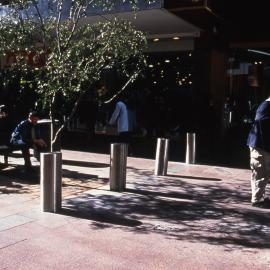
[0,0,155,150]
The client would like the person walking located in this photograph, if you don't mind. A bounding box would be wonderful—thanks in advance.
[247,97,270,208]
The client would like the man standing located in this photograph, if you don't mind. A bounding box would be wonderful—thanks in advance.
[247,97,270,208]
[109,99,130,142]
[109,96,136,155]
[10,111,47,171]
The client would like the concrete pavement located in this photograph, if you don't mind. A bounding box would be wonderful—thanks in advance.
[0,149,270,270]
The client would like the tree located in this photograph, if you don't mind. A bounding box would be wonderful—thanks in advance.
[0,0,155,151]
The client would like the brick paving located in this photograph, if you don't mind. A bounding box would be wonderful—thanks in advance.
[0,150,109,199]
[0,149,270,270]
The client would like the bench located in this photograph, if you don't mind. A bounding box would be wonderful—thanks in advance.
[0,144,23,165]
[0,112,13,165]
[0,118,60,166]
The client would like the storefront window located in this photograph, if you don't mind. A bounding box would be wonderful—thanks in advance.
[225,49,270,128]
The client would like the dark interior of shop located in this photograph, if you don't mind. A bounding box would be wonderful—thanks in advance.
[1,47,270,168]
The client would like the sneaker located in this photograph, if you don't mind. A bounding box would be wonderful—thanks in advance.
[21,166,36,174]
[263,197,270,206]
[252,198,270,208]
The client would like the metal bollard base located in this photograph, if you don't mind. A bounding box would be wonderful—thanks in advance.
[185,133,196,164]
[110,143,128,191]
[154,138,169,176]
[40,152,62,212]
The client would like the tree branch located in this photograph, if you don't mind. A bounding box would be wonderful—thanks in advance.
[56,0,64,56]
[103,70,141,104]
[52,84,85,144]
[32,1,47,50]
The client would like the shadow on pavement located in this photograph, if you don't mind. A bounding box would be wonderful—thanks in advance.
[62,172,270,251]
[0,165,40,183]
[60,207,142,227]
[0,166,109,196]
[166,173,222,181]
[62,168,109,185]
[125,187,194,201]
[62,159,109,168]
[0,165,39,195]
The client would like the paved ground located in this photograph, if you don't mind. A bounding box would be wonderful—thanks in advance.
[0,150,270,270]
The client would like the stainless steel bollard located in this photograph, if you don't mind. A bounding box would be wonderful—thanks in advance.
[40,152,62,212]
[154,138,169,176]
[54,152,62,211]
[185,133,196,164]
[229,111,233,124]
[110,143,128,191]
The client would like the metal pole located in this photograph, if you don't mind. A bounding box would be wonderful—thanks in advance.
[110,143,128,191]
[154,138,169,176]
[54,152,62,212]
[40,152,62,212]
[229,111,233,124]
[40,153,54,212]
[185,133,196,164]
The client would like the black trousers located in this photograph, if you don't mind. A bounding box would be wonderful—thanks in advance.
[15,144,32,167]
[119,132,133,154]
[118,132,131,144]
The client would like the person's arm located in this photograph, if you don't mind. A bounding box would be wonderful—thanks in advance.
[33,138,47,147]
[11,121,31,146]
[109,103,121,125]
[10,124,21,144]
[33,126,47,147]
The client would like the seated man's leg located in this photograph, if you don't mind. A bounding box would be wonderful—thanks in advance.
[33,145,39,161]
[33,145,49,161]
[20,145,32,168]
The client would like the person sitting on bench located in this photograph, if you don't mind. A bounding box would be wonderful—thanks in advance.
[10,111,47,171]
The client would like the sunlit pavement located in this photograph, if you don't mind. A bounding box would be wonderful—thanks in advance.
[0,149,269,270]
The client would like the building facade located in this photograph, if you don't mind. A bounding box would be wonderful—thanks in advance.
[1,0,270,163]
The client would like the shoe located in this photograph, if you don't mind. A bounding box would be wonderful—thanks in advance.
[252,198,270,208]
[263,197,270,207]
[21,166,36,174]
[252,201,266,208]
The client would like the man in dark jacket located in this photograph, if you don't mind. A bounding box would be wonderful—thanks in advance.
[10,111,47,171]
[247,97,270,208]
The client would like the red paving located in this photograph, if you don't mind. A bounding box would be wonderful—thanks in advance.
[0,149,270,270]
